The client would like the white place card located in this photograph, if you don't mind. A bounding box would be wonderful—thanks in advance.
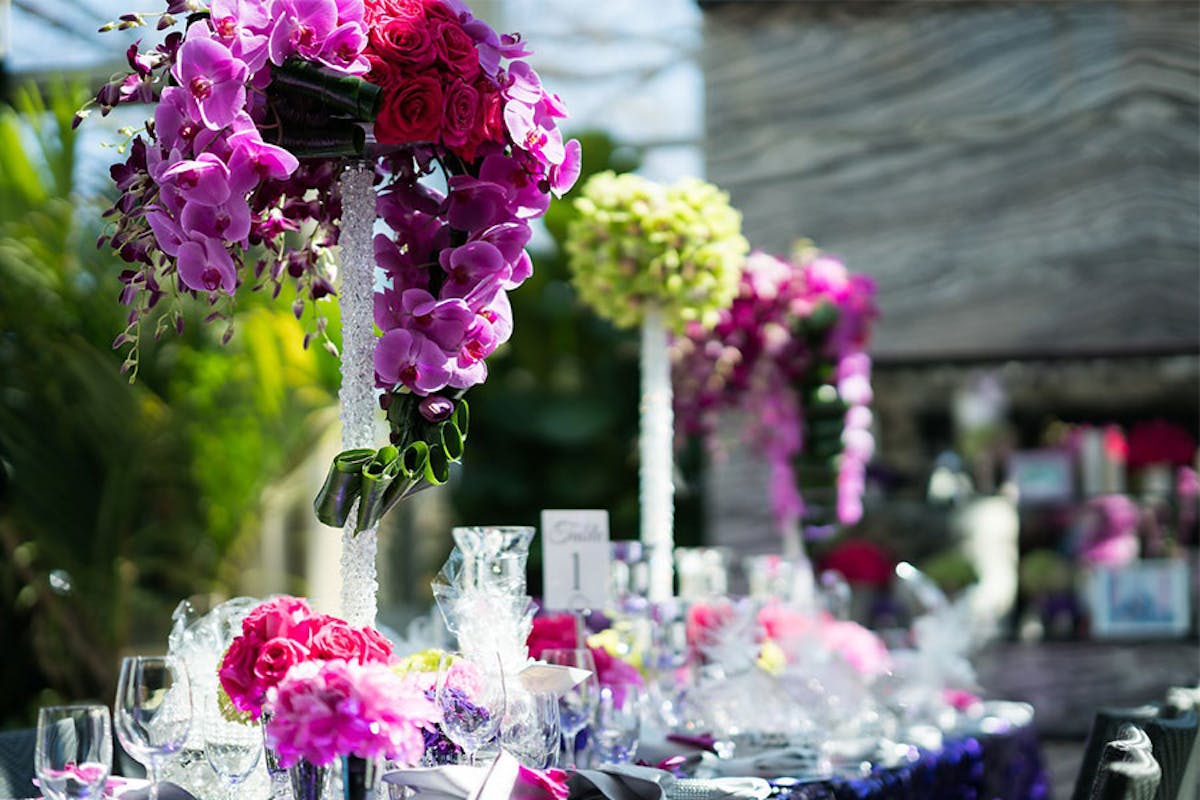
[518,661,594,694]
[541,509,611,611]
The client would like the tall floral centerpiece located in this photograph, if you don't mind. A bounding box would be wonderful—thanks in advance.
[565,173,748,600]
[93,0,579,625]
[672,246,877,554]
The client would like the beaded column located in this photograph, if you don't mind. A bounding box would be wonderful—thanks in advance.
[336,162,379,627]
[640,307,675,602]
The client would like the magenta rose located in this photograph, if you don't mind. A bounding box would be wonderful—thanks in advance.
[311,619,370,662]
[218,634,264,716]
[526,613,577,659]
[376,76,444,145]
[241,595,314,642]
[370,16,435,69]
[359,625,394,663]
[441,79,480,149]
[253,636,311,692]
[432,21,480,81]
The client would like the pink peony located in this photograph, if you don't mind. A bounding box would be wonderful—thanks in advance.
[757,604,891,681]
[267,660,439,767]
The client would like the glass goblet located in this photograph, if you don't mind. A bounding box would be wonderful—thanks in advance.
[593,685,642,765]
[203,692,262,800]
[115,655,192,800]
[435,654,506,766]
[539,648,600,770]
[36,705,112,800]
[501,691,561,769]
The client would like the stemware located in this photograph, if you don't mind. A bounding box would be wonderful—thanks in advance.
[539,648,600,770]
[115,655,192,800]
[35,705,113,800]
[202,691,262,800]
[435,653,506,766]
[500,691,561,769]
[592,685,642,765]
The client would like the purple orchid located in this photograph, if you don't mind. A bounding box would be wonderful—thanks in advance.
[171,36,248,130]
[162,153,232,206]
[437,241,508,299]
[549,138,581,197]
[478,154,550,218]
[503,100,565,167]
[226,135,300,193]
[181,196,252,242]
[177,234,238,294]
[375,328,453,395]
[445,175,512,231]
[267,0,339,65]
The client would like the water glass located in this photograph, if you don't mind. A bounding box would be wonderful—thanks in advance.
[501,691,560,769]
[435,653,505,765]
[539,648,599,769]
[203,692,262,799]
[593,685,641,765]
[36,705,112,800]
[115,655,192,800]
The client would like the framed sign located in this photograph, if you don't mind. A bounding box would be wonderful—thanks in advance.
[1086,559,1192,638]
[1008,449,1075,505]
[541,509,611,611]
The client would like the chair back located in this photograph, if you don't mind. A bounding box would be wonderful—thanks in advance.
[1144,708,1198,800]
[1073,705,1161,800]
[0,727,36,799]
[1089,724,1161,800]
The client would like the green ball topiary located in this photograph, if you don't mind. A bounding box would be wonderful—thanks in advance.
[565,171,749,333]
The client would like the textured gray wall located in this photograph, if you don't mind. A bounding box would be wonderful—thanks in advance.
[702,1,1199,361]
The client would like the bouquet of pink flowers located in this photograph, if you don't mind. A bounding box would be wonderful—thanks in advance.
[526,614,643,693]
[218,595,393,719]
[266,659,439,767]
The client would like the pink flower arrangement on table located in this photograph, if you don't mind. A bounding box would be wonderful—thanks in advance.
[266,658,439,767]
[94,0,579,531]
[673,248,878,535]
[526,614,643,693]
[218,595,393,719]
[757,603,891,681]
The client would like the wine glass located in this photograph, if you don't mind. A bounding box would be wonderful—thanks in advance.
[540,648,600,770]
[115,655,192,800]
[592,685,642,765]
[36,705,112,800]
[203,691,262,800]
[435,654,506,766]
[501,691,560,769]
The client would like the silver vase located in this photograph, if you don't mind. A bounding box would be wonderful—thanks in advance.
[341,755,382,800]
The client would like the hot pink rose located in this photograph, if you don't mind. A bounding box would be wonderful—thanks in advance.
[311,618,368,662]
[218,634,264,716]
[359,625,394,663]
[241,595,314,641]
[370,16,435,68]
[254,636,311,690]
[512,766,570,800]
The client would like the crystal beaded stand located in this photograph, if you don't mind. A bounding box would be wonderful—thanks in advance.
[337,162,379,627]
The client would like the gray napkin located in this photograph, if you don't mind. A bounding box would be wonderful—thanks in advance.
[569,764,670,800]
[665,778,772,800]
[700,746,826,780]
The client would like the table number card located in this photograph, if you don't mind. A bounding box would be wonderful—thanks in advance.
[541,509,611,611]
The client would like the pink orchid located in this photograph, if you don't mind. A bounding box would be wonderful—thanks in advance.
[177,234,238,294]
[375,328,453,395]
[171,36,248,130]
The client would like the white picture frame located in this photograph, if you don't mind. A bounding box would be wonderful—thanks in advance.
[1086,559,1192,638]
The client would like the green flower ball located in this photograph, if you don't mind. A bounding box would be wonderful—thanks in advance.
[565,172,749,333]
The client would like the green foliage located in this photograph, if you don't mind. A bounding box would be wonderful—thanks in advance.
[565,171,748,333]
[0,82,338,724]
[450,134,705,583]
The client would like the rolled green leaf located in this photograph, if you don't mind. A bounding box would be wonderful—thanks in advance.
[400,440,429,480]
[356,447,403,532]
[313,448,375,527]
[276,121,366,158]
[441,420,464,462]
[424,444,450,485]
[272,59,383,121]
[452,399,470,441]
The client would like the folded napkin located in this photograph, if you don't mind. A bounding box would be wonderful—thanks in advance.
[107,782,194,800]
[700,746,827,780]
[33,777,153,800]
[382,764,485,799]
[569,764,670,800]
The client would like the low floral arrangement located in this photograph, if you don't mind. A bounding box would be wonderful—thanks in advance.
[564,172,748,333]
[391,648,489,765]
[93,0,579,532]
[266,658,439,767]
[527,613,644,694]
[218,595,392,719]
[672,247,877,534]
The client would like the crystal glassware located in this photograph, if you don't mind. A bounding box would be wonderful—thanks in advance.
[539,648,600,769]
[435,653,506,766]
[36,705,112,800]
[501,691,561,769]
[203,691,262,800]
[115,655,192,800]
[593,685,642,765]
